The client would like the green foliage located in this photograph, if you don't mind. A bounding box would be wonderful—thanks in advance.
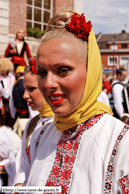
[27,27,45,38]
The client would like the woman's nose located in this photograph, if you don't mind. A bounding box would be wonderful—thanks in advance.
[45,72,58,91]
[23,90,29,100]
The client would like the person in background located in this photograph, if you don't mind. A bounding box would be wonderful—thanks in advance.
[25,10,129,193]
[97,79,110,107]
[14,66,25,83]
[120,114,129,125]
[0,58,15,126]
[102,73,111,94]
[0,125,21,194]
[11,66,29,122]
[112,68,127,119]
[14,57,54,188]
[0,133,16,192]
[10,65,39,123]
[9,66,29,127]
[3,29,32,66]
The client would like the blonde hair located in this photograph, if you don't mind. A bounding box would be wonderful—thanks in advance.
[0,58,14,74]
[24,66,38,77]
[40,11,88,62]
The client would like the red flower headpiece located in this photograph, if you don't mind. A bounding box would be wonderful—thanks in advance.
[29,58,38,74]
[68,13,92,41]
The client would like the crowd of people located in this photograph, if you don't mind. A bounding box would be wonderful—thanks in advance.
[0,10,129,194]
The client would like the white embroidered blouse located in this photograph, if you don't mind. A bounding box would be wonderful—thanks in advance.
[25,114,129,194]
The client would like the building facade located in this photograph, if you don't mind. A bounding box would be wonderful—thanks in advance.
[96,31,129,78]
[0,0,84,56]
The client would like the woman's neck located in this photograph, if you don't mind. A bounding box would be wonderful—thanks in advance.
[69,125,77,132]
[15,39,23,43]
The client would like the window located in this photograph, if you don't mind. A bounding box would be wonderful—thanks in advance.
[108,56,118,66]
[122,44,127,49]
[27,0,53,31]
[120,56,129,66]
[111,45,118,50]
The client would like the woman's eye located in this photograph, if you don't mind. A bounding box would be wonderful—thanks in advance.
[28,87,35,92]
[38,70,47,77]
[58,68,70,74]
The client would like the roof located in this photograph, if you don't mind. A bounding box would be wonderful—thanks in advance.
[97,31,129,42]
[96,30,129,49]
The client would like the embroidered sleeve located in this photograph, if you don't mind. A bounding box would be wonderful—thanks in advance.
[104,125,129,194]
[119,175,129,194]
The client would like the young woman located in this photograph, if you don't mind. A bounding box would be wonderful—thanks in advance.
[4,29,32,66]
[14,58,54,187]
[26,11,129,193]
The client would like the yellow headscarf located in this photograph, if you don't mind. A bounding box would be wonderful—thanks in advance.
[54,11,112,131]
[39,98,54,117]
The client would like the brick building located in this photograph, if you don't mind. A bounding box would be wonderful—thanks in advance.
[96,30,129,78]
[0,0,84,56]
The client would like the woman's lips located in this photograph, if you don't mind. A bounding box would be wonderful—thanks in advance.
[48,93,65,105]
[28,102,33,106]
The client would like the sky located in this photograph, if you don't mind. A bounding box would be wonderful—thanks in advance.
[84,0,129,35]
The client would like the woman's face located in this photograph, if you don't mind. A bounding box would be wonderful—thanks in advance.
[16,30,25,40]
[37,38,87,116]
[23,72,43,111]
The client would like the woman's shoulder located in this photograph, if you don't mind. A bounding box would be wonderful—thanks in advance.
[81,114,128,153]
[23,41,28,47]
[96,113,125,132]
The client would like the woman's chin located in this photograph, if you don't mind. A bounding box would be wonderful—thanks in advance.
[31,106,35,111]
[52,108,70,117]
[52,109,64,117]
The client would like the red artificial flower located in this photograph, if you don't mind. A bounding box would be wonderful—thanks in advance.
[29,58,38,74]
[68,13,92,41]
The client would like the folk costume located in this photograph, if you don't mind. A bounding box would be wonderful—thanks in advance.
[25,11,129,194]
[0,74,14,125]
[5,41,31,67]
[97,91,111,107]
[14,98,54,186]
[112,79,125,118]
[0,58,15,126]
[12,78,29,120]
[0,134,16,192]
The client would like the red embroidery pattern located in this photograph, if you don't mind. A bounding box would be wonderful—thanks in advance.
[26,145,31,164]
[119,175,129,194]
[104,125,129,194]
[35,124,49,155]
[26,123,50,163]
[46,114,103,194]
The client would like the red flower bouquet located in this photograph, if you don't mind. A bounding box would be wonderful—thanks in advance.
[68,13,92,41]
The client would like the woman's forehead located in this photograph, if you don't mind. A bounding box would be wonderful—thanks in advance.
[37,38,82,61]
[38,33,87,62]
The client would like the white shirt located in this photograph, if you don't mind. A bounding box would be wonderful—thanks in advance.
[27,105,39,119]
[16,42,23,55]
[26,114,129,194]
[97,91,110,107]
[0,134,16,189]
[14,115,54,185]
[0,73,15,109]
[112,79,124,118]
